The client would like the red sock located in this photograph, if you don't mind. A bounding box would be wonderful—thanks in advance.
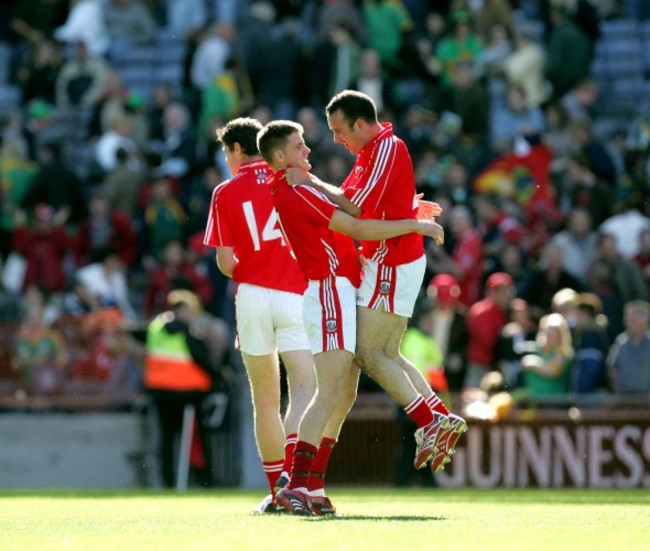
[282,433,298,476]
[425,393,449,416]
[262,459,283,495]
[307,437,336,493]
[404,395,434,428]
[287,441,317,491]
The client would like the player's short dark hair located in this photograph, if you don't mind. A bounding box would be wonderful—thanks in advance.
[257,120,304,165]
[216,117,262,155]
[325,89,378,128]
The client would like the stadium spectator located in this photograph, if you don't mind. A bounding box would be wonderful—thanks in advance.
[587,233,648,343]
[566,153,613,228]
[75,246,137,320]
[309,21,362,109]
[0,136,37,262]
[494,243,535,299]
[442,61,490,142]
[491,83,545,152]
[54,39,110,109]
[428,204,483,307]
[571,292,610,394]
[141,174,187,263]
[425,274,468,393]
[190,22,234,91]
[549,206,598,282]
[599,196,650,260]
[545,4,591,99]
[465,272,514,388]
[542,101,578,172]
[474,192,523,276]
[102,147,146,219]
[54,0,109,58]
[362,0,412,74]
[352,48,390,116]
[570,117,618,186]
[16,39,61,105]
[435,9,483,89]
[12,284,68,396]
[521,312,573,399]
[143,289,218,488]
[94,113,138,174]
[607,300,650,394]
[144,238,213,320]
[20,141,86,227]
[11,205,69,294]
[503,21,549,108]
[525,242,584,311]
[74,188,139,268]
[495,297,541,391]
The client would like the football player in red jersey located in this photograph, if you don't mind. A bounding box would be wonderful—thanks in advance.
[257,120,444,515]
[203,118,315,512]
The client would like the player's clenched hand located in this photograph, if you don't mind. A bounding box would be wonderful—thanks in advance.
[418,219,444,245]
[283,167,311,187]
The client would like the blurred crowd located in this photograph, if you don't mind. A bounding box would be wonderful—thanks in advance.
[0,0,649,406]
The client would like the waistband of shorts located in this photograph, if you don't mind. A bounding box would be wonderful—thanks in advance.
[308,276,353,288]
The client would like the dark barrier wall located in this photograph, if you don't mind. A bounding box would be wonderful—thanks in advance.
[328,405,650,488]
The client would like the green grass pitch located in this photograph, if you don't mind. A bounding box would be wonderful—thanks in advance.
[1,488,649,551]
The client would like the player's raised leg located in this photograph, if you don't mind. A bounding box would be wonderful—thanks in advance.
[356,307,442,469]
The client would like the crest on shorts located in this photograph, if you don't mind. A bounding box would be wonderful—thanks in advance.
[379,281,391,294]
[325,319,338,332]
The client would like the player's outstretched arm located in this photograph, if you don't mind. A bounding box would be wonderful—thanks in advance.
[284,167,361,217]
[329,210,444,245]
[215,246,237,278]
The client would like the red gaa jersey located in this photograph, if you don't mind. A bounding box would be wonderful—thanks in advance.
[267,170,361,287]
[204,159,307,294]
[341,123,423,266]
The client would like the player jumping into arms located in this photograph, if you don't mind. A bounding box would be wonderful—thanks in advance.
[257,120,445,516]
[284,90,468,475]
[203,118,315,513]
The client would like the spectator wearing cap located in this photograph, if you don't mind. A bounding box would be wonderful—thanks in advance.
[465,272,515,388]
[425,274,468,393]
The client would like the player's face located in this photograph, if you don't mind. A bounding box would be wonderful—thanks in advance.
[281,131,312,171]
[327,110,365,154]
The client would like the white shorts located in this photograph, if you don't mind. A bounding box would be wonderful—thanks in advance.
[303,276,357,355]
[235,283,310,355]
[356,254,426,317]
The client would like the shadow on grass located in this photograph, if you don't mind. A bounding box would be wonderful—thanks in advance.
[308,515,446,522]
